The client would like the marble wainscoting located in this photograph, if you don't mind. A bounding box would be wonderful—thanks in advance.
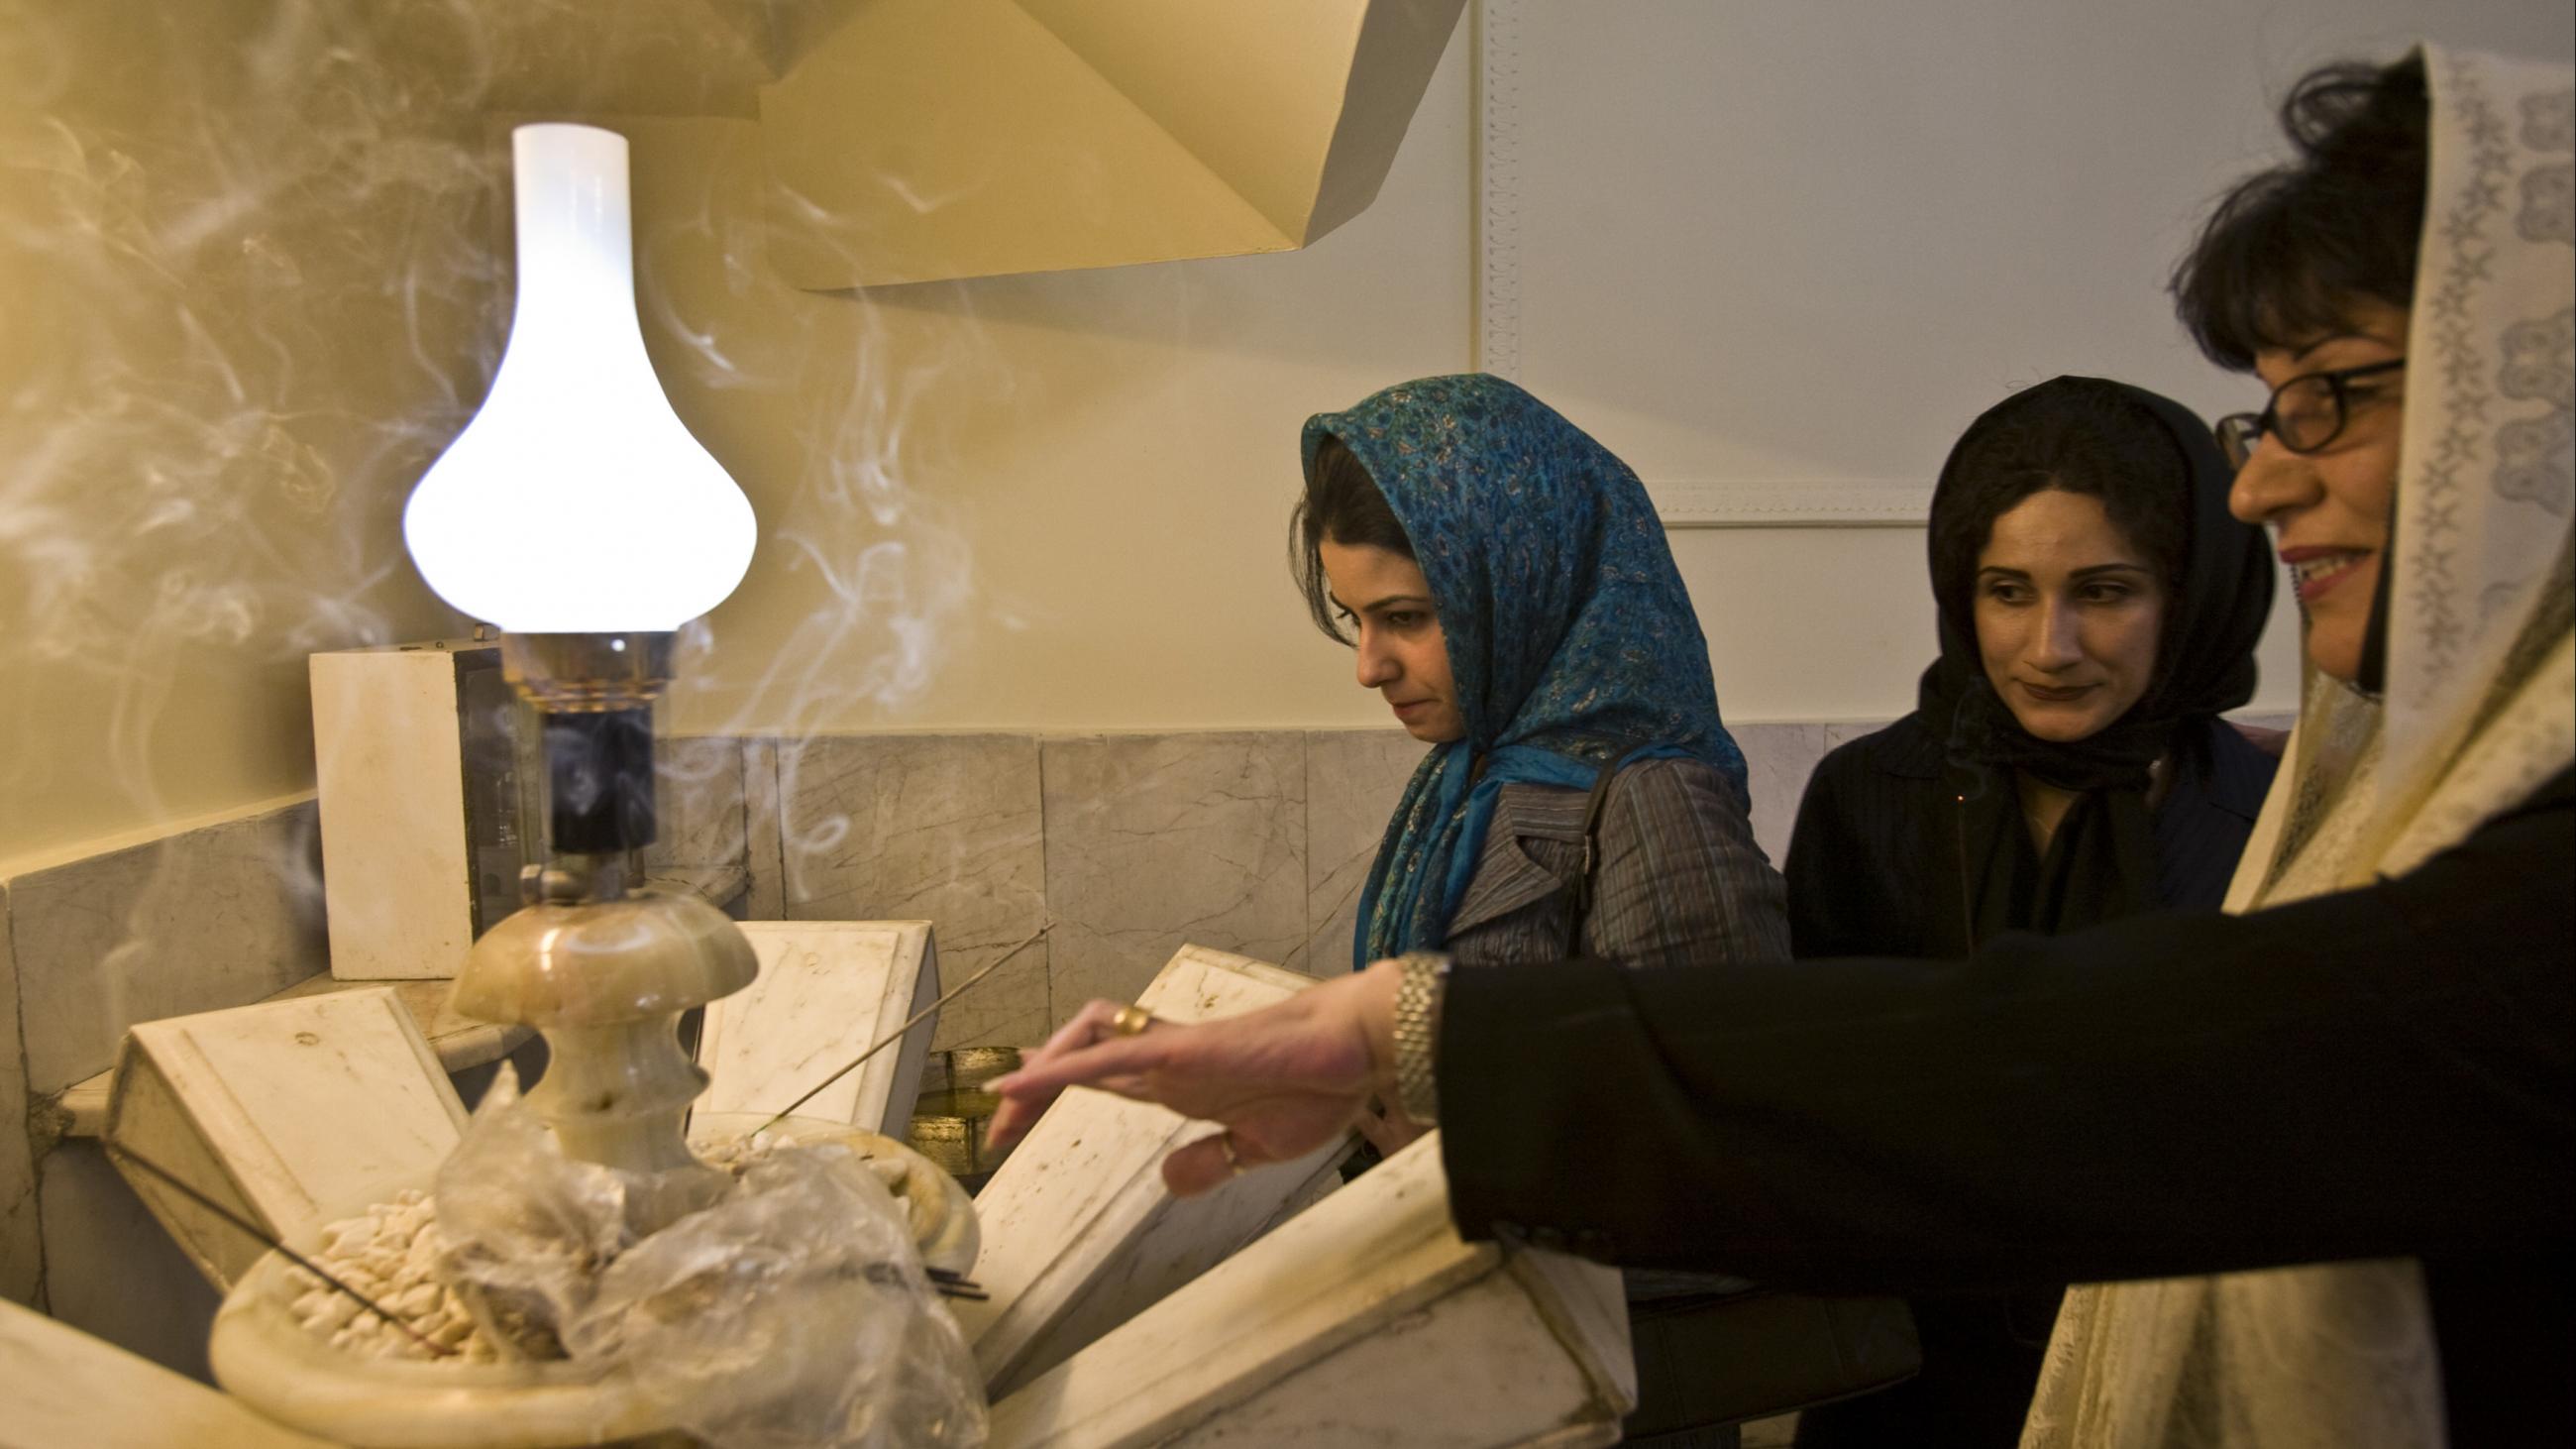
[1301,729,1439,973]
[680,724,1855,1047]
[9,803,328,1100]
[768,734,1054,1050]
[1039,732,1314,1013]
[1734,724,1830,867]
[1,797,327,1361]
[1,880,35,1310]
[642,732,752,892]
[744,731,1426,1046]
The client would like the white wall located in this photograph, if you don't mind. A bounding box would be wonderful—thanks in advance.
[1483,0,2574,724]
[5,1,2571,864]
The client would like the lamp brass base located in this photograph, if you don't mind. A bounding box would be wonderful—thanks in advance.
[500,631,674,714]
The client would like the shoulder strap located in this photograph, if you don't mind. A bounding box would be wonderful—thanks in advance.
[1561,745,1656,955]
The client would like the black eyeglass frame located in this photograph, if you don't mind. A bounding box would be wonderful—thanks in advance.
[2213,357,2408,472]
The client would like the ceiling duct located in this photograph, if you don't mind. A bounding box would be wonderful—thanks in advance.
[755,0,1466,287]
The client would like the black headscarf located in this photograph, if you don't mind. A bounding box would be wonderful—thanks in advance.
[1916,376,2274,945]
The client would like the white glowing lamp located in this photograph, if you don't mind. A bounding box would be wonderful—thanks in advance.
[404,125,755,632]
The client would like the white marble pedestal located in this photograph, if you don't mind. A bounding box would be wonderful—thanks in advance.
[953,946,1356,1396]
[988,1133,1635,1448]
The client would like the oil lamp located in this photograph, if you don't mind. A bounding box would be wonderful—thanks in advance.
[403,123,760,1230]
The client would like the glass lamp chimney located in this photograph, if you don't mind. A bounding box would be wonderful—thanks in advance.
[402,124,755,633]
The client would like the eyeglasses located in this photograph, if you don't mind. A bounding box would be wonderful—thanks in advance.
[2212,358,2407,472]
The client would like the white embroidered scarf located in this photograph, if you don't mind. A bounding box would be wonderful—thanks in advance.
[2022,44,2575,1449]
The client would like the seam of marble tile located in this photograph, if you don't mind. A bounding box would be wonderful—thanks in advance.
[1033,737,1056,1036]
[743,738,788,921]
[1033,735,1089,1032]
[3,879,25,1088]
[1297,730,1314,971]
[3,879,48,1309]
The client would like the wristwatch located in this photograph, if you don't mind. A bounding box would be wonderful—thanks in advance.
[1391,949,1450,1125]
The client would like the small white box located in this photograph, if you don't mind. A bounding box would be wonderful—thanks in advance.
[310,640,542,980]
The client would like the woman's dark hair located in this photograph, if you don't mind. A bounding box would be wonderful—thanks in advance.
[1929,383,2192,629]
[2173,55,2430,369]
[1289,433,1415,642]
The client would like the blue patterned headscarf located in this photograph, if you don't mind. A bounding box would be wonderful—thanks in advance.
[1309,374,1747,967]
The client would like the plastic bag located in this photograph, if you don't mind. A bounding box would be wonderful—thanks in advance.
[565,1144,987,1449]
[432,1063,633,1359]
[431,1066,987,1447]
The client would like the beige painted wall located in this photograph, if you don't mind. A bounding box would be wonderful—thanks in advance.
[0,0,1469,868]
[2,4,475,870]
[6,1,2570,869]
[629,54,1474,742]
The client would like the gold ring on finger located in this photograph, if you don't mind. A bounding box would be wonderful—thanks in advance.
[1111,1003,1154,1037]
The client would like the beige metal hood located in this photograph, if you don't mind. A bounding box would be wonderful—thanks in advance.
[756,0,1465,287]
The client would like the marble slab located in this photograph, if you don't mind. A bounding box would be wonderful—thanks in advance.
[106,989,466,1289]
[778,734,1050,1050]
[1,880,40,1307]
[1040,733,1308,1027]
[957,947,1352,1398]
[696,921,938,1139]
[1730,723,1829,869]
[644,732,750,881]
[740,737,789,921]
[12,801,328,1097]
[266,972,530,1074]
[1296,729,1425,973]
[986,1134,1633,1449]
[1,1297,331,1446]
[51,971,535,1144]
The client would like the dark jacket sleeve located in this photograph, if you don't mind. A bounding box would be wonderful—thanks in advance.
[1439,767,2576,1295]
[1784,743,1874,957]
[1784,735,1929,958]
[1586,757,1789,969]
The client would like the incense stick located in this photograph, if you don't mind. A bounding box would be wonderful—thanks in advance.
[109,1144,456,1359]
[749,921,1055,1138]
[118,1147,988,1344]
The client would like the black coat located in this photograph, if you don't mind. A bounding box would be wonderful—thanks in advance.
[1437,764,2576,1446]
[1786,713,2278,958]
[1782,713,2277,1445]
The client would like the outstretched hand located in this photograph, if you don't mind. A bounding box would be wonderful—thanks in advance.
[983,960,1408,1195]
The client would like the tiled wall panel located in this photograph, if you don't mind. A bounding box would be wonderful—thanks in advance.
[1,881,39,1307]
[10,802,326,1097]
[776,734,1052,1050]
[1299,729,1427,973]
[1039,733,1309,1027]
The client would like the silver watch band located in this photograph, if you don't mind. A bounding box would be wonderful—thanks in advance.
[1392,950,1449,1125]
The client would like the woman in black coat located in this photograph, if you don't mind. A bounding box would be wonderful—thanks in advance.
[1785,379,2280,1447]
[1787,377,2279,965]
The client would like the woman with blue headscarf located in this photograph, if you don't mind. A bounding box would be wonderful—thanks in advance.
[1291,373,1795,1445]
[1290,373,1784,983]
